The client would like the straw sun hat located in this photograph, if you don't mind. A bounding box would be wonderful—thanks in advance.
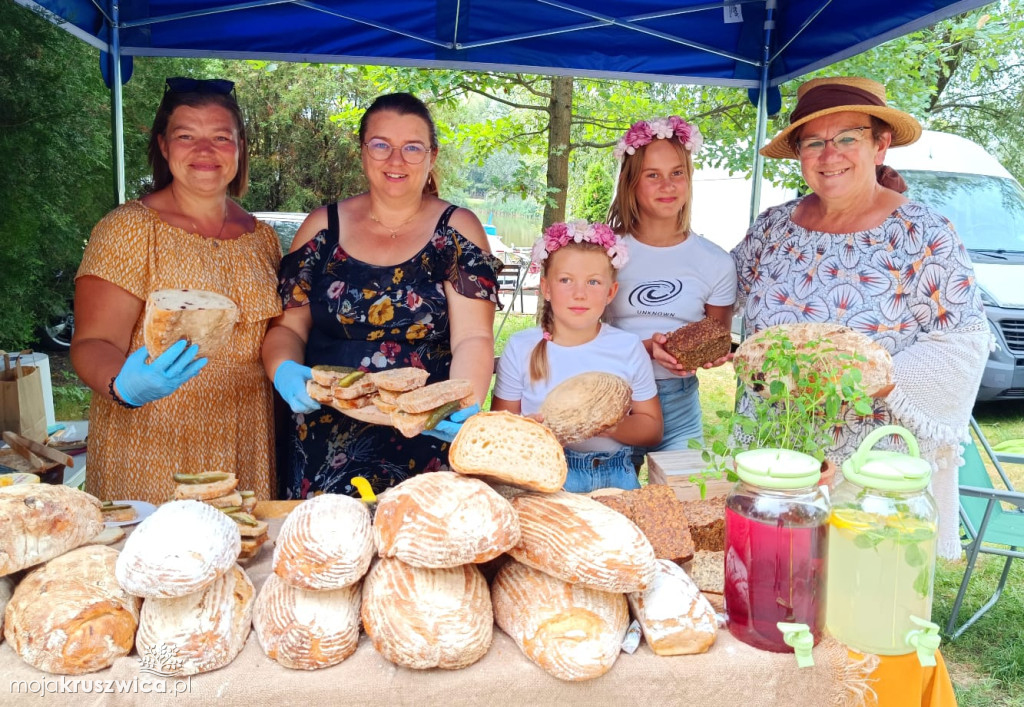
[760,76,922,159]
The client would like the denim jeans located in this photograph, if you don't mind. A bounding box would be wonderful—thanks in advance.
[631,376,704,471]
[563,447,640,493]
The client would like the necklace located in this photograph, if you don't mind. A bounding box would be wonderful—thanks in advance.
[370,210,418,239]
[171,187,228,239]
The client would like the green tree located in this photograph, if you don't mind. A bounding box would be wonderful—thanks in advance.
[575,161,614,223]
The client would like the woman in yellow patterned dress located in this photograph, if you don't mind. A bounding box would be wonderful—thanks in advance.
[71,78,282,505]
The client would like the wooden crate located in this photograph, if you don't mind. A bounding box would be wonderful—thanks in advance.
[646,449,734,501]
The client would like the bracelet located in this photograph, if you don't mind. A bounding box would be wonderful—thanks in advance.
[108,377,140,409]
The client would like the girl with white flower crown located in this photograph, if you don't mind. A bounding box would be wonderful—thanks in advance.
[604,116,737,471]
[491,220,662,493]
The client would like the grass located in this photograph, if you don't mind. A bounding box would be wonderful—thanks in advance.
[52,370,91,421]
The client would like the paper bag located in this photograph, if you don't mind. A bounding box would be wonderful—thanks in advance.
[0,351,48,443]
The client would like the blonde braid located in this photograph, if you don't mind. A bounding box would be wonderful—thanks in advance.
[529,299,555,384]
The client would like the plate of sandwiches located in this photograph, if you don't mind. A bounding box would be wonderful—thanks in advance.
[101,500,157,527]
[306,366,475,437]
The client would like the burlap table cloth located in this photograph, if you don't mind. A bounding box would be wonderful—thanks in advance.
[0,505,876,706]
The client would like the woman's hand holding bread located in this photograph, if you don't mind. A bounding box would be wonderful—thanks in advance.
[420,403,480,443]
[113,339,207,407]
[273,360,320,414]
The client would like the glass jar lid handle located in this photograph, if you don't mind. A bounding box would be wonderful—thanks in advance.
[851,425,921,468]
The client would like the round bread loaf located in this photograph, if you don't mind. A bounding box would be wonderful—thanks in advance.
[115,500,241,598]
[373,471,521,568]
[273,494,373,590]
[135,564,254,676]
[449,411,567,492]
[492,559,628,681]
[0,484,104,576]
[733,322,892,396]
[4,546,141,674]
[663,317,733,370]
[143,288,238,359]
[253,573,361,670]
[361,557,493,670]
[539,372,632,445]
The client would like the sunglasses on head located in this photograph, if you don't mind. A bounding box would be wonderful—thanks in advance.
[164,77,236,97]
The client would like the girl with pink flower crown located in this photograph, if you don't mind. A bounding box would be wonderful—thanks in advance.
[491,221,662,492]
[605,116,736,471]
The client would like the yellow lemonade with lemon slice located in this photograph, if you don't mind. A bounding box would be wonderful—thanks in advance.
[826,507,937,654]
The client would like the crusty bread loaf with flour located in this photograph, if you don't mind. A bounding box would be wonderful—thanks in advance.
[253,573,362,670]
[733,322,893,396]
[0,484,104,576]
[509,491,657,593]
[135,564,254,676]
[627,559,717,656]
[361,557,493,670]
[0,576,13,640]
[539,371,632,445]
[143,288,238,359]
[4,546,141,674]
[373,471,520,568]
[449,411,568,492]
[492,559,628,682]
[273,494,374,590]
[115,500,241,598]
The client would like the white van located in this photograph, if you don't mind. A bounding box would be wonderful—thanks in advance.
[886,131,1024,401]
[689,131,1024,402]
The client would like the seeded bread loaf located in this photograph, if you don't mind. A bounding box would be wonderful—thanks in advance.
[663,317,732,370]
[688,550,725,594]
[143,288,238,359]
[679,495,727,552]
[593,485,695,563]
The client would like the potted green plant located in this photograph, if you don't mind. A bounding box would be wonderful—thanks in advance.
[688,327,876,498]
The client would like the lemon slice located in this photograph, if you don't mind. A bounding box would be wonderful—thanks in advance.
[830,508,873,532]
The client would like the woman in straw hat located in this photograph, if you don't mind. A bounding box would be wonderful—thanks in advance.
[732,76,990,559]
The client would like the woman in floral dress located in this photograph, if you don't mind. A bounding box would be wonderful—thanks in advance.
[262,93,501,498]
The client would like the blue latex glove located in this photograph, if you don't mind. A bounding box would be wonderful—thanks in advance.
[422,404,480,443]
[274,360,320,414]
[113,340,207,407]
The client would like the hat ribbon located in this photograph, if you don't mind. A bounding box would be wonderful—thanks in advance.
[790,85,886,123]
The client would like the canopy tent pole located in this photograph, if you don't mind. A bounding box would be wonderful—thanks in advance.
[749,0,775,224]
[109,0,126,205]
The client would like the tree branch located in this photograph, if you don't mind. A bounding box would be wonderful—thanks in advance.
[461,84,545,112]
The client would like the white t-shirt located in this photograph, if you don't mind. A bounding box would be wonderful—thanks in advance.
[493,324,658,453]
[604,232,736,379]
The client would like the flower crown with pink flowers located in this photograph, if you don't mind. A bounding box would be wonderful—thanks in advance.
[531,220,629,270]
[613,115,704,160]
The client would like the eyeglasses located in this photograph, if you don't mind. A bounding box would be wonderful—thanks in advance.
[363,140,432,164]
[795,126,873,156]
[164,77,236,97]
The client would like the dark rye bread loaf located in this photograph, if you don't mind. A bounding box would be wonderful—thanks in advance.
[678,496,727,552]
[663,317,732,370]
[593,485,695,564]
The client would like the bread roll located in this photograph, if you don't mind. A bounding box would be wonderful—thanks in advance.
[273,494,373,590]
[143,288,238,359]
[373,471,520,568]
[539,372,632,445]
[253,573,361,670]
[369,367,430,392]
[449,411,567,492]
[509,491,656,593]
[172,473,238,501]
[492,559,628,681]
[135,564,253,676]
[361,557,492,670]
[627,559,717,656]
[4,546,141,674]
[733,322,892,396]
[115,500,241,598]
[0,484,104,576]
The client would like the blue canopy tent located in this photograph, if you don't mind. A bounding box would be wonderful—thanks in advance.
[17,0,991,209]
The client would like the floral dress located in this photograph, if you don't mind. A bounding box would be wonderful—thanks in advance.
[278,203,501,498]
[731,198,986,463]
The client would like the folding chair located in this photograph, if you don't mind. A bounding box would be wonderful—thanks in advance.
[946,417,1024,638]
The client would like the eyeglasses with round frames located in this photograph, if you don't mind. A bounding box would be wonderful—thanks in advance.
[796,126,873,157]
[363,140,432,164]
